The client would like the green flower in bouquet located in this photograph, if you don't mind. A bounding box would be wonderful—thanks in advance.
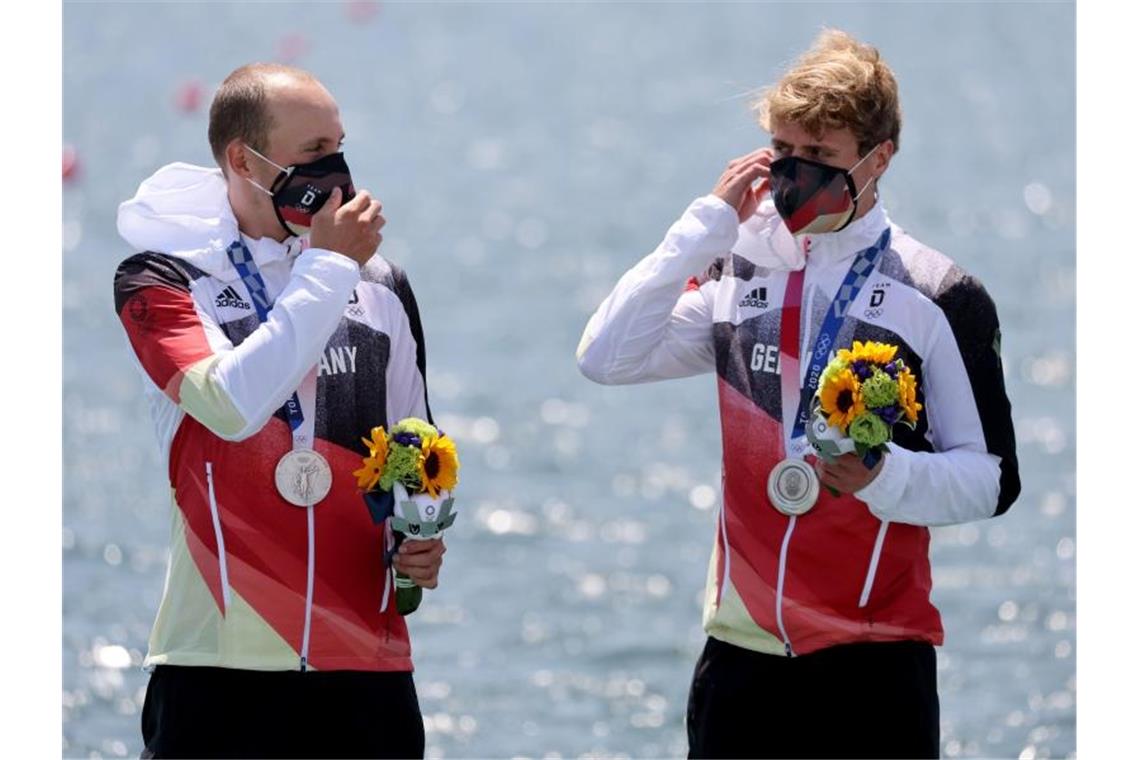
[378,443,422,492]
[860,369,900,409]
[391,417,438,441]
[848,411,891,448]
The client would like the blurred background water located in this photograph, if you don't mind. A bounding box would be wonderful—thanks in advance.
[63,2,1075,758]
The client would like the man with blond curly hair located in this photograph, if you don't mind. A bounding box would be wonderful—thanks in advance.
[578,29,1019,758]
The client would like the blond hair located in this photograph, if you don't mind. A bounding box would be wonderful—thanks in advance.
[754,29,901,155]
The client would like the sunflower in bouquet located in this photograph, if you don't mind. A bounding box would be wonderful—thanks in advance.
[812,340,922,461]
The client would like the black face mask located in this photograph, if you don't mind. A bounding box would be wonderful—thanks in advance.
[768,144,879,235]
[245,145,357,237]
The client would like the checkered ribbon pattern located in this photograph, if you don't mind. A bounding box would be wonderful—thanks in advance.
[830,228,890,320]
[226,241,273,321]
[791,226,892,439]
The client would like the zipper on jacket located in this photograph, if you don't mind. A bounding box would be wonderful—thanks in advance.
[775,515,798,657]
[858,520,891,609]
[767,234,816,658]
[299,505,316,671]
[204,462,231,613]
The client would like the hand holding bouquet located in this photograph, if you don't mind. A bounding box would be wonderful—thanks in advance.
[808,340,922,480]
[354,417,460,614]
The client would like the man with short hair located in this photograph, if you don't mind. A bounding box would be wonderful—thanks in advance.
[577,31,1019,758]
[114,63,442,758]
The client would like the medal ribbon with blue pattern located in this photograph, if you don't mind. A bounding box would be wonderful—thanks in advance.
[226,240,306,436]
[789,227,891,441]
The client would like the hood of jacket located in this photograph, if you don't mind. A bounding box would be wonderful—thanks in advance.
[117,162,303,282]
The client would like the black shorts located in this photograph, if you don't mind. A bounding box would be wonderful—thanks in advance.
[140,664,425,759]
[686,637,939,759]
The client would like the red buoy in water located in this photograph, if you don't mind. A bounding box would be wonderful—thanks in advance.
[346,1,381,24]
[277,33,310,63]
[63,145,80,184]
[174,79,204,113]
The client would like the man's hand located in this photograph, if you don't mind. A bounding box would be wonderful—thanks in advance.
[812,453,885,495]
[712,148,774,222]
[392,537,446,589]
[308,186,386,268]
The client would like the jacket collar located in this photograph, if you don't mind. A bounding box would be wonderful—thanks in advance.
[799,199,891,266]
[238,231,306,273]
[732,197,891,272]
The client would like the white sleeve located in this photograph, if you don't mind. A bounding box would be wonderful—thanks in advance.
[576,195,740,385]
[855,444,1002,527]
[207,248,361,439]
[855,280,1019,526]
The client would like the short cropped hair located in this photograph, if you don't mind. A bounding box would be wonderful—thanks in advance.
[754,30,901,156]
[207,63,317,173]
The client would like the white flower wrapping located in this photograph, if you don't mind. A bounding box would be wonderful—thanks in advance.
[391,482,457,541]
[805,409,857,463]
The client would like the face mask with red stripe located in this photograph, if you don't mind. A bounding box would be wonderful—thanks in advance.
[245,145,357,238]
[769,144,881,235]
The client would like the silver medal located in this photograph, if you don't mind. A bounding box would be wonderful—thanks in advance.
[275,449,333,507]
[767,458,820,516]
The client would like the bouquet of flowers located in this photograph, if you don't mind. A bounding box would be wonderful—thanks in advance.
[353,417,460,615]
[807,340,922,471]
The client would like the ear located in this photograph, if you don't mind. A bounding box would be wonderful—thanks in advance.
[873,139,895,178]
[225,140,254,180]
